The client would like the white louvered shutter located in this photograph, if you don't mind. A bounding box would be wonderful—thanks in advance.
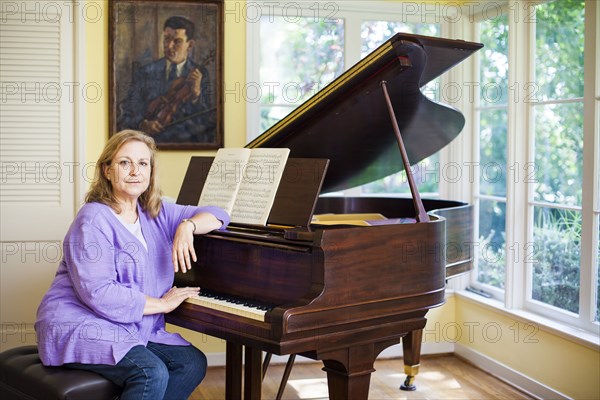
[0,2,76,350]
[0,4,75,241]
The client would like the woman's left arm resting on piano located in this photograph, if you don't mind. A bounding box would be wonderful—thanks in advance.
[172,209,229,273]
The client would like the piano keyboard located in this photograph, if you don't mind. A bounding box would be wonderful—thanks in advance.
[184,290,276,322]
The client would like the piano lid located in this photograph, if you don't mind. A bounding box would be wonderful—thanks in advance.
[246,33,483,193]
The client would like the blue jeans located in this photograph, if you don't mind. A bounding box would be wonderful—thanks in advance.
[65,342,207,400]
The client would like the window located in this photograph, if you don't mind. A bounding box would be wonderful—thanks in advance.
[258,16,344,133]
[247,2,440,195]
[473,13,509,293]
[471,0,599,332]
[529,1,584,316]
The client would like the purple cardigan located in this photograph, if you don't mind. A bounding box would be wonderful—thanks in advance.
[35,201,229,366]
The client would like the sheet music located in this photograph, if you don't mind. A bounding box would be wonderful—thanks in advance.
[198,147,290,225]
[230,148,290,225]
[197,148,251,213]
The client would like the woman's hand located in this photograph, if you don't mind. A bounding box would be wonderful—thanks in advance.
[144,286,200,315]
[172,213,223,273]
[172,219,197,273]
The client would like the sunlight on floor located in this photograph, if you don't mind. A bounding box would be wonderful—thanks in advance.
[287,378,329,398]
[420,371,462,389]
[383,372,404,379]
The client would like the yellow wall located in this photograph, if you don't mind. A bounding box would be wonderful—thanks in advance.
[455,296,600,400]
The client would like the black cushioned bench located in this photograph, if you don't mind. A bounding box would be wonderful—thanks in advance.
[0,346,121,400]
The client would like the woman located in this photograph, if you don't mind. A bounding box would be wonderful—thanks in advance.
[34,130,230,399]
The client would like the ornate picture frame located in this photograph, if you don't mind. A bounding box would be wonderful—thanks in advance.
[109,0,223,150]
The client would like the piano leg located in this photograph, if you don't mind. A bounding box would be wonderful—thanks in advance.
[225,342,242,400]
[400,329,423,391]
[244,346,263,399]
[262,352,297,400]
[261,352,272,379]
[275,354,296,400]
[226,342,263,399]
[320,339,399,400]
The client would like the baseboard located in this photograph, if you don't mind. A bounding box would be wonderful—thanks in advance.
[454,343,571,400]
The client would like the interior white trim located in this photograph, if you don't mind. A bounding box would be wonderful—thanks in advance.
[73,1,87,208]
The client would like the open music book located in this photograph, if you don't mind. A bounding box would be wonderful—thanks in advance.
[197,147,290,225]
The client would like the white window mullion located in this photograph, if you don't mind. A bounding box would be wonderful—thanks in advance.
[343,12,361,67]
[442,16,477,292]
[504,1,533,310]
[440,10,474,203]
[246,18,261,141]
[580,0,599,326]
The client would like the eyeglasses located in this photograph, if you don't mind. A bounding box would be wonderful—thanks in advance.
[113,160,151,172]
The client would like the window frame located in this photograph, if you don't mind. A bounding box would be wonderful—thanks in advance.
[468,0,599,334]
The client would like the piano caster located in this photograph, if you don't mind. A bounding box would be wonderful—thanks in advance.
[400,364,419,391]
[400,375,417,391]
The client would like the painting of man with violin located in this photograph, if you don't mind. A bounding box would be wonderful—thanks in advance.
[110,1,223,149]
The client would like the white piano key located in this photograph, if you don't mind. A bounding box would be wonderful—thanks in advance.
[185,294,268,321]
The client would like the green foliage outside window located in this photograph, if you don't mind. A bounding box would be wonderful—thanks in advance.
[476,13,508,290]
[476,0,591,317]
[477,200,506,289]
[530,0,585,313]
[532,208,582,314]
[259,16,344,132]
[533,0,585,207]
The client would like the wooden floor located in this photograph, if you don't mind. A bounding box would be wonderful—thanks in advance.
[191,354,534,399]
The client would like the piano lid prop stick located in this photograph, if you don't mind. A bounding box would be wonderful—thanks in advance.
[380,80,430,223]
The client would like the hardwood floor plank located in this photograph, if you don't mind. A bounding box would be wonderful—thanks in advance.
[191,355,535,400]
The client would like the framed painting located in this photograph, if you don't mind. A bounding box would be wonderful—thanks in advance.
[109,0,223,150]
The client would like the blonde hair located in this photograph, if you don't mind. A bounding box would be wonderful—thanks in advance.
[85,130,162,218]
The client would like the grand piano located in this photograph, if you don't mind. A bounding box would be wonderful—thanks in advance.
[167,33,483,399]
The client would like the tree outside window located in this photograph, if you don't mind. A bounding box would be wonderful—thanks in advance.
[530,0,585,314]
[258,16,344,134]
[476,13,508,290]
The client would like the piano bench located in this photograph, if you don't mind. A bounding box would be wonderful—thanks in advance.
[0,346,121,400]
